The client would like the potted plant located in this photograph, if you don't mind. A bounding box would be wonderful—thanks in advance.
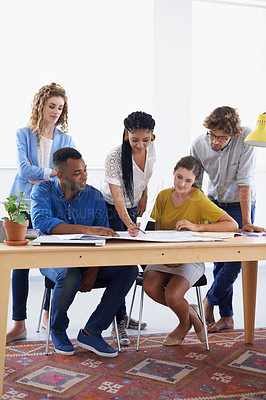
[1,191,31,245]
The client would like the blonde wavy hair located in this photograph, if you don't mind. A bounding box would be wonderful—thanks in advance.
[203,106,242,137]
[29,82,68,144]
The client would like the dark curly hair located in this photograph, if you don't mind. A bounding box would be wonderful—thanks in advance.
[203,106,242,137]
[29,82,68,144]
[122,111,155,206]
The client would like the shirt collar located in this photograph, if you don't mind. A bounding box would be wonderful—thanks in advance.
[55,179,65,198]
[220,138,232,152]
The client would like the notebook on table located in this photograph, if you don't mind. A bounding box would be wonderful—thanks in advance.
[31,235,106,247]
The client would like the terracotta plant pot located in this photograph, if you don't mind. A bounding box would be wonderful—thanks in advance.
[3,219,29,242]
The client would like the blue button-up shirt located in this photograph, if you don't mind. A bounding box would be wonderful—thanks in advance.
[190,127,256,204]
[31,179,109,234]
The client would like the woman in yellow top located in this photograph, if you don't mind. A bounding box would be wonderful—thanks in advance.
[143,156,238,346]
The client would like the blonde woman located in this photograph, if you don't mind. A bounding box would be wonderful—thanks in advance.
[7,83,75,344]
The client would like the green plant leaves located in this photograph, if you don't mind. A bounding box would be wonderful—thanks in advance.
[1,191,30,224]
[13,214,27,224]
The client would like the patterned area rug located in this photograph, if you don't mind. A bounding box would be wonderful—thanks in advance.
[3,328,266,400]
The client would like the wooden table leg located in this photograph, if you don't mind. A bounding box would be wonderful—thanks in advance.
[241,260,258,344]
[0,266,11,397]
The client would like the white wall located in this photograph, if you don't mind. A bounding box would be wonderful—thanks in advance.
[0,0,193,182]
[153,0,192,190]
[0,0,154,168]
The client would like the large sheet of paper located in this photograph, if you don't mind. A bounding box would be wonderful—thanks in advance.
[52,230,229,243]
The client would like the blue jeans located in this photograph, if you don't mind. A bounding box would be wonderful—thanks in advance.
[40,265,138,334]
[106,203,137,231]
[206,203,255,318]
[12,213,50,321]
[105,202,138,321]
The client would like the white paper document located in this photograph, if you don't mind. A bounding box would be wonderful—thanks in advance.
[53,234,94,240]
[52,230,226,243]
[31,235,106,246]
[191,232,236,239]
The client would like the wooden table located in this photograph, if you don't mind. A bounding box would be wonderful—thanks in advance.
[1,235,266,395]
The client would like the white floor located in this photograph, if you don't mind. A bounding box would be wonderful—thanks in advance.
[6,262,266,342]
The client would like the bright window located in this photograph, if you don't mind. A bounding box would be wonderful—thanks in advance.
[192,0,266,169]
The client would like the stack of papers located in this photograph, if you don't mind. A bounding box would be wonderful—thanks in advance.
[191,232,236,239]
[52,231,229,243]
[242,231,266,237]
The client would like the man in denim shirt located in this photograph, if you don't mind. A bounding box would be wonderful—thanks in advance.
[31,147,138,357]
[191,106,264,333]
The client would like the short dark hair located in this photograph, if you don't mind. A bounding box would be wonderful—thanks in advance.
[53,147,82,171]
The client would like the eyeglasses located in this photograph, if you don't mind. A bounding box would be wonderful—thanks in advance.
[207,131,230,142]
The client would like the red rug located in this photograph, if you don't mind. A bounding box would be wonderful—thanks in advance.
[3,329,266,399]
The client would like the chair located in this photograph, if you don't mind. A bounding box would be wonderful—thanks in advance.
[126,221,210,351]
[36,277,55,355]
[37,277,121,355]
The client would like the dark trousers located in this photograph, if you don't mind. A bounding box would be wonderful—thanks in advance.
[206,203,255,318]
[12,212,50,320]
[105,202,138,322]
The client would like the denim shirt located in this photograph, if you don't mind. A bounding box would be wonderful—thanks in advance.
[31,179,109,234]
[190,127,256,204]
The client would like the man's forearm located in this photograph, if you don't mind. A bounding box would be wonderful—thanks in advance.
[50,223,91,235]
[50,223,116,237]
[238,185,251,225]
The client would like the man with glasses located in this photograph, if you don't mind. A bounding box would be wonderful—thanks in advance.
[190,106,264,333]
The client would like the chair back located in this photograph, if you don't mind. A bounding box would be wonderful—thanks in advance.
[145,220,155,231]
[45,277,55,290]
[193,274,207,287]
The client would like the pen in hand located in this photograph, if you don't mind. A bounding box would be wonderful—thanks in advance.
[129,221,146,234]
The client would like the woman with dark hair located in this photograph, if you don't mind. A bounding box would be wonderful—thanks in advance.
[6,83,75,344]
[143,156,238,346]
[103,111,156,234]
[102,111,156,345]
